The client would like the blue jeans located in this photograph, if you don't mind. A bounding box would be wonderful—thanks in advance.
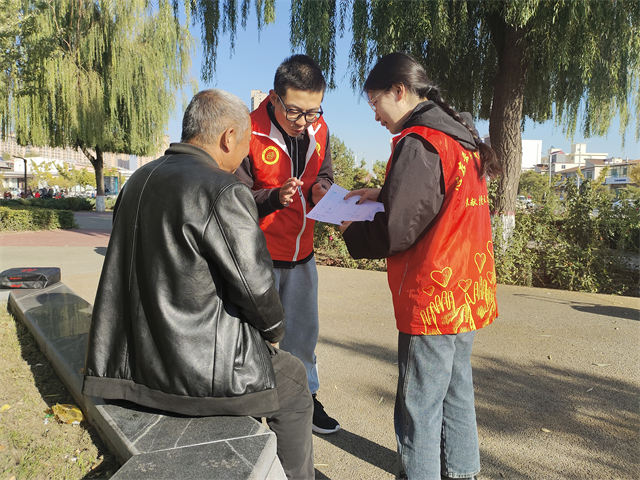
[273,258,320,394]
[395,331,480,480]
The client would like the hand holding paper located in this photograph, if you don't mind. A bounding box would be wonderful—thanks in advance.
[306,183,384,225]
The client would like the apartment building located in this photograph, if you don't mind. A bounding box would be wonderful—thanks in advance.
[1,133,169,190]
[250,90,269,111]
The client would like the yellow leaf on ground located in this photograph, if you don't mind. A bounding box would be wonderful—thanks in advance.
[0,404,11,413]
[52,404,84,424]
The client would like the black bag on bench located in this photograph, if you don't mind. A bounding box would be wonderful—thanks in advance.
[0,267,61,289]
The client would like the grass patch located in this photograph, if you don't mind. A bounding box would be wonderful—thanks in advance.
[0,307,118,479]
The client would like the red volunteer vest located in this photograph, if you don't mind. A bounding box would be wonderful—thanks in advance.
[249,97,328,262]
[386,126,498,335]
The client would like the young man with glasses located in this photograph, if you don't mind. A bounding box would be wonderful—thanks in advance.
[236,54,339,435]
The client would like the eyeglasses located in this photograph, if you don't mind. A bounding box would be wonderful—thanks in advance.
[367,88,389,112]
[276,94,323,123]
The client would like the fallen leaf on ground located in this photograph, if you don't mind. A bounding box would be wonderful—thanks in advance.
[0,404,11,413]
[541,428,551,433]
[592,363,610,367]
[51,404,84,424]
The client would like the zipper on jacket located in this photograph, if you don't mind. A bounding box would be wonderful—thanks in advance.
[255,124,317,263]
[290,135,308,262]
[292,186,306,262]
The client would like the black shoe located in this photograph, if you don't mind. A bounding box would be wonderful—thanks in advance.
[312,394,340,434]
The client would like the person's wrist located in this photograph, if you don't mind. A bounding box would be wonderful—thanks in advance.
[269,187,286,210]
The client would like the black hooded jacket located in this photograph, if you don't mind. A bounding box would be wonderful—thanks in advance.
[82,143,285,416]
[343,100,479,259]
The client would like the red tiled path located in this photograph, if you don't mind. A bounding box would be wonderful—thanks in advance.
[0,229,111,247]
[0,211,112,247]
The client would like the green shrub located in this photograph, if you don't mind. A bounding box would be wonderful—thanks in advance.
[0,206,77,231]
[86,196,118,210]
[0,197,93,211]
[493,180,639,296]
[314,222,386,271]
[314,177,638,296]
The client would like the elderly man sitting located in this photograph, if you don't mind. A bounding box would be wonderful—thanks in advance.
[82,89,314,479]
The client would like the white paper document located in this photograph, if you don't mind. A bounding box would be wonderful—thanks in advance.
[306,183,384,225]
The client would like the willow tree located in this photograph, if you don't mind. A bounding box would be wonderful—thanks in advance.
[2,0,192,211]
[190,0,640,231]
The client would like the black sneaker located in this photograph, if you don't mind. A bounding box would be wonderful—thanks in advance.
[312,394,340,434]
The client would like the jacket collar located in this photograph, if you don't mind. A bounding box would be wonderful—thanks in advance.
[165,142,220,168]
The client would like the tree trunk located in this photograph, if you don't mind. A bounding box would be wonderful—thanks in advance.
[489,24,530,239]
[78,143,106,212]
[93,147,106,212]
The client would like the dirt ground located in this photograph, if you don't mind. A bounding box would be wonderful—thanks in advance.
[0,308,118,479]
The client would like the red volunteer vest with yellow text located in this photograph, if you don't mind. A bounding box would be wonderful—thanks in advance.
[249,97,329,262]
[386,126,498,335]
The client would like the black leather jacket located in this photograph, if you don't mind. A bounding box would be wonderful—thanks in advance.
[82,143,285,416]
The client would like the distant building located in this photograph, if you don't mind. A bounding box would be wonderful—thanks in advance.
[481,135,542,171]
[603,158,640,192]
[555,157,639,196]
[539,143,608,176]
[522,140,543,170]
[250,90,268,111]
[0,133,168,190]
[565,143,607,168]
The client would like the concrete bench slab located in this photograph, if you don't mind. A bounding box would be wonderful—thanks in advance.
[7,283,286,479]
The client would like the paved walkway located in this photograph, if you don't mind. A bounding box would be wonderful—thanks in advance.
[1,213,638,479]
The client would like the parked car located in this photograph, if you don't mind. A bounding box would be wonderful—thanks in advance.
[517,195,534,209]
[612,199,638,209]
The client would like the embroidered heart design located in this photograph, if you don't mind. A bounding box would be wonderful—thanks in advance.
[431,267,452,288]
[422,285,435,296]
[475,253,486,273]
[487,241,494,258]
[487,271,495,284]
[458,279,472,292]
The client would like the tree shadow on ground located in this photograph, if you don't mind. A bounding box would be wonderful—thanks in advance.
[473,354,640,479]
[319,336,397,365]
[512,293,639,321]
[314,428,396,479]
[318,335,639,479]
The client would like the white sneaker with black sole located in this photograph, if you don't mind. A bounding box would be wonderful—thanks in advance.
[312,393,340,434]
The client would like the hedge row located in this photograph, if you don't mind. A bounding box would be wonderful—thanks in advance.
[0,206,77,231]
[0,197,93,211]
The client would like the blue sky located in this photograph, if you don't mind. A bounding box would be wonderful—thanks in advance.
[166,1,639,169]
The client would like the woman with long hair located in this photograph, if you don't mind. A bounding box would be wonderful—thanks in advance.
[340,52,501,480]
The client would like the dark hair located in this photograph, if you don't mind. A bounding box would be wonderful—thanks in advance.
[274,54,326,97]
[364,52,502,179]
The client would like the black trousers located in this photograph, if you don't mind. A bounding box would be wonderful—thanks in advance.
[252,347,314,480]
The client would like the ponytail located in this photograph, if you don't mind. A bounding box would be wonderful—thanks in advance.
[364,52,502,179]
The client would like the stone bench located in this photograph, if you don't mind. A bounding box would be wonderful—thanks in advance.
[6,282,286,479]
